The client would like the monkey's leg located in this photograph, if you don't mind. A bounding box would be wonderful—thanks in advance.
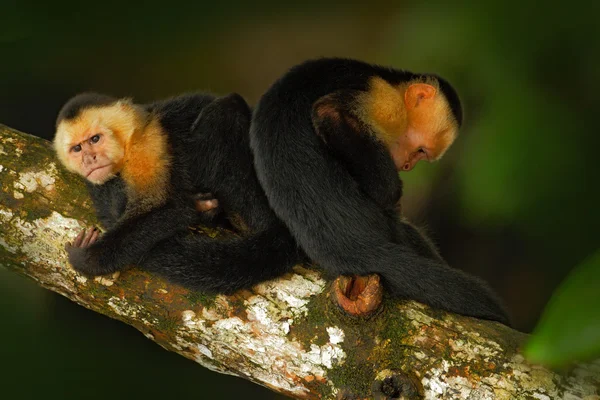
[194,193,219,213]
[192,192,235,229]
[188,93,282,233]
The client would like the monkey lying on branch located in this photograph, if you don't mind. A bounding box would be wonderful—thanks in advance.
[53,58,509,325]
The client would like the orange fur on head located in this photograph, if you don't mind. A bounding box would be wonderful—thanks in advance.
[355,77,409,148]
[356,76,459,167]
[404,81,458,160]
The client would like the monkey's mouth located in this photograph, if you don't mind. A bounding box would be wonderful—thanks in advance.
[86,164,112,178]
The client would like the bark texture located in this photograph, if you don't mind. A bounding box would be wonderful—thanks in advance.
[0,124,598,399]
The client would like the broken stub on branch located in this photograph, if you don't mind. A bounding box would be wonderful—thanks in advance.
[332,274,383,316]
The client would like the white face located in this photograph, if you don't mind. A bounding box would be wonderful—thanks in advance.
[359,79,458,172]
[391,126,432,171]
[390,83,457,172]
[54,103,141,184]
[69,132,120,184]
[55,121,124,184]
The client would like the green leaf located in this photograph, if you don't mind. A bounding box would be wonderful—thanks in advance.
[524,250,600,367]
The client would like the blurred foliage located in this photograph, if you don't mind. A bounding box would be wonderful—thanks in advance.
[524,249,600,367]
[1,0,599,399]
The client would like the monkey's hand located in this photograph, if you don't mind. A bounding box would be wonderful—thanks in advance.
[65,227,103,275]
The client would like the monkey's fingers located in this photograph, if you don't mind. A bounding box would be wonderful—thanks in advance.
[72,229,86,247]
[80,227,97,247]
[88,229,100,245]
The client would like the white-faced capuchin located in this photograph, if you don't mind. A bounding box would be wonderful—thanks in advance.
[54,92,303,292]
[250,57,510,325]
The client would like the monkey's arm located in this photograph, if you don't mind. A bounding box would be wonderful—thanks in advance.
[66,203,198,276]
[313,95,447,261]
[312,92,402,210]
[86,179,128,229]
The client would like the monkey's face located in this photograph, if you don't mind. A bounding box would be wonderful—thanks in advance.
[358,78,458,172]
[54,113,134,185]
[57,125,123,184]
[391,83,458,172]
[391,125,455,172]
[54,102,143,184]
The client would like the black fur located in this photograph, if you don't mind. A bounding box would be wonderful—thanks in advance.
[435,76,463,127]
[56,93,118,124]
[312,90,403,210]
[249,57,510,325]
[59,93,214,275]
[140,94,304,292]
[58,93,304,291]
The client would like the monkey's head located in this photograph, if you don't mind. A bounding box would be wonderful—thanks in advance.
[54,93,145,184]
[357,75,462,172]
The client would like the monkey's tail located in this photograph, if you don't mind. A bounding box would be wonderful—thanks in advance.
[139,226,304,294]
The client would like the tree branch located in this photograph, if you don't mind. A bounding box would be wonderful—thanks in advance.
[0,123,598,399]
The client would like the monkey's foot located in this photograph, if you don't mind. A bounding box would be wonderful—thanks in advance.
[193,192,220,213]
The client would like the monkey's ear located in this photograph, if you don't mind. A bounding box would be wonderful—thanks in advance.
[312,94,363,145]
[312,93,359,128]
[405,83,437,109]
[313,94,342,124]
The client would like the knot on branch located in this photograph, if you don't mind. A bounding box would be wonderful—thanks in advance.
[332,274,383,316]
[372,369,422,400]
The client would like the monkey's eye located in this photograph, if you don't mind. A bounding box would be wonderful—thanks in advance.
[71,144,82,153]
[91,134,101,143]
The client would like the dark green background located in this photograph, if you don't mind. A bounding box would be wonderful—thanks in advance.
[1,1,598,399]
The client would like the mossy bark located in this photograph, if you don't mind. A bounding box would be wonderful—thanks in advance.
[0,124,598,399]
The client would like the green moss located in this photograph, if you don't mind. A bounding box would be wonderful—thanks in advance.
[292,293,416,396]
[289,291,331,349]
[156,314,180,332]
[328,349,375,397]
[379,301,411,339]
[304,291,331,326]
[24,207,53,221]
[312,379,334,399]
[184,290,216,308]
[85,284,103,298]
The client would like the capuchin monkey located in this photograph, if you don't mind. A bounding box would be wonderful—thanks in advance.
[54,92,303,292]
[250,58,510,325]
